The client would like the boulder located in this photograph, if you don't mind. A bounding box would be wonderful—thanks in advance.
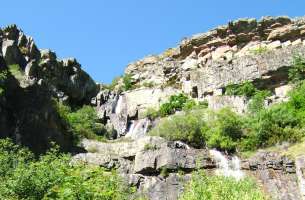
[267,25,300,41]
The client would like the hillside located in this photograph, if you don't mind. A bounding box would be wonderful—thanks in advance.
[1,16,305,199]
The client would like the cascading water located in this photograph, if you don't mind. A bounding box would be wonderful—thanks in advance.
[125,119,149,139]
[209,149,244,180]
[115,96,123,114]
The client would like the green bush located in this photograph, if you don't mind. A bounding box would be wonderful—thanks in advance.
[288,56,305,83]
[159,93,189,117]
[0,70,8,95]
[123,73,134,91]
[179,171,266,200]
[202,108,243,151]
[149,109,206,147]
[0,139,133,200]
[55,101,107,143]
[225,81,257,97]
[247,90,271,114]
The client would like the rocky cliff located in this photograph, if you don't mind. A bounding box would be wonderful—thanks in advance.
[2,15,305,200]
[0,25,97,153]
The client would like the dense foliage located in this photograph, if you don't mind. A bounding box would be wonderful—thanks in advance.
[0,139,133,200]
[288,56,305,83]
[179,171,266,200]
[150,108,206,147]
[150,79,305,152]
[122,73,134,91]
[55,102,107,143]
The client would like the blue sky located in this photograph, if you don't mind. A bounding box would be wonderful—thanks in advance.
[1,1,304,83]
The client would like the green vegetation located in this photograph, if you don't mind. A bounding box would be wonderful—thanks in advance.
[179,171,266,200]
[8,64,24,81]
[142,81,155,88]
[225,81,258,97]
[150,74,305,152]
[150,109,206,148]
[0,70,8,95]
[0,139,133,200]
[55,101,107,143]
[202,108,243,152]
[250,45,269,55]
[288,55,305,83]
[123,73,134,91]
[143,144,159,151]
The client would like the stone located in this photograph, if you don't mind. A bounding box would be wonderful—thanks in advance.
[275,85,292,98]
[292,39,302,46]
[267,25,300,41]
[211,45,231,60]
[2,39,24,67]
[282,40,292,47]
[267,40,282,49]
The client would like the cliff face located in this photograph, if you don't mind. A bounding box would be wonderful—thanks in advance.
[2,16,305,200]
[0,25,98,153]
[97,16,305,138]
[89,16,305,200]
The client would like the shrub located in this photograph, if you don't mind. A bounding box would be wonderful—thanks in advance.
[159,93,189,117]
[225,81,257,98]
[0,140,133,200]
[55,101,107,143]
[250,45,269,55]
[0,70,8,95]
[202,108,243,152]
[143,107,159,120]
[123,73,134,91]
[149,109,206,147]
[179,171,266,200]
[288,56,305,83]
[142,81,155,88]
[247,90,271,114]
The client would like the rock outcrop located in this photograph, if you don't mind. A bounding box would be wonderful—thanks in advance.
[0,25,98,153]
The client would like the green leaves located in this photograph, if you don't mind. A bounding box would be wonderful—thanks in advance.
[179,171,266,200]
[0,140,133,200]
[288,56,305,83]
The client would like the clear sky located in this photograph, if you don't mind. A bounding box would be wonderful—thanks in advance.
[1,1,304,83]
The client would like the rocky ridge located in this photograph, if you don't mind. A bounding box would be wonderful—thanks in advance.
[1,16,305,200]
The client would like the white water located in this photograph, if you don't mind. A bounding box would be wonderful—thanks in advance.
[115,96,123,114]
[125,119,149,139]
[209,149,244,180]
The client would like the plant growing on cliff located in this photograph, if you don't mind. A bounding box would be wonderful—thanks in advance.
[0,70,8,95]
[179,171,266,200]
[159,93,189,117]
[225,81,257,97]
[149,108,206,148]
[123,73,134,91]
[202,108,243,152]
[55,101,107,142]
[0,139,133,200]
[288,55,305,83]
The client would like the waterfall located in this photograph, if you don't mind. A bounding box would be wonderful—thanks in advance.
[115,96,123,114]
[209,149,244,180]
[125,119,149,139]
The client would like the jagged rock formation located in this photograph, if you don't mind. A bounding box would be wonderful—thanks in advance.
[0,25,98,153]
[93,16,305,200]
[72,137,302,200]
[2,15,305,199]
[97,16,305,138]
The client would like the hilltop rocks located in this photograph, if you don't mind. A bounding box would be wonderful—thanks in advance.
[0,24,99,153]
